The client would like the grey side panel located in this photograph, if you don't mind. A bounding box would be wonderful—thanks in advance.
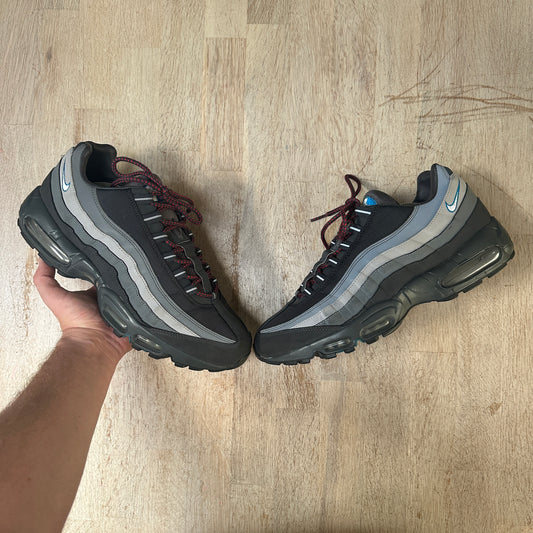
[53,146,232,343]
[321,187,478,325]
[262,167,467,333]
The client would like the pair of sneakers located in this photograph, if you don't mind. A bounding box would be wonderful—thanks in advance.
[18,142,514,371]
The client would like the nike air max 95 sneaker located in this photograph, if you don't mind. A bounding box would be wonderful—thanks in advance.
[254,165,514,365]
[19,142,251,371]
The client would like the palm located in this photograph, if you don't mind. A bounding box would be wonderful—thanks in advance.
[33,260,131,358]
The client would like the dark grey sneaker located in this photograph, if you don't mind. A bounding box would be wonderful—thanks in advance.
[18,141,251,371]
[254,165,514,365]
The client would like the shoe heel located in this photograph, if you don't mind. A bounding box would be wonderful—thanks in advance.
[401,217,514,305]
[439,217,514,291]
[18,187,98,283]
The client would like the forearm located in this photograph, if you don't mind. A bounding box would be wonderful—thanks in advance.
[0,335,121,533]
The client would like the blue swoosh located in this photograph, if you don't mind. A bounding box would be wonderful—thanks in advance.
[445,181,460,212]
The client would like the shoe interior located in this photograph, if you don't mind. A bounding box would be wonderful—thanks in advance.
[413,168,438,204]
[84,143,117,185]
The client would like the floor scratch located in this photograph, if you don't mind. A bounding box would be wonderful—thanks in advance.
[383,83,533,123]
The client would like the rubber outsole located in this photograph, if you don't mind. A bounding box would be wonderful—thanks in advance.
[255,217,515,365]
[18,187,245,372]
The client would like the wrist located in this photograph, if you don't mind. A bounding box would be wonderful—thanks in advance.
[58,328,128,367]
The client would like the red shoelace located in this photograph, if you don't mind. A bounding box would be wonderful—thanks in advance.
[111,156,216,298]
[311,174,362,248]
[298,174,362,298]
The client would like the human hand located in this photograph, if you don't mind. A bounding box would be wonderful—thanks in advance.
[33,259,131,362]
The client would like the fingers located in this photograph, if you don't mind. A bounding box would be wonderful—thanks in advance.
[33,259,67,306]
[33,258,54,279]
[33,258,57,289]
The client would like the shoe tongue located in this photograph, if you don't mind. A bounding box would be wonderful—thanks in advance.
[362,190,399,206]
[160,209,189,240]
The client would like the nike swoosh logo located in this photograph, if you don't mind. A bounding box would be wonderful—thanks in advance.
[445,181,460,212]
[60,158,70,192]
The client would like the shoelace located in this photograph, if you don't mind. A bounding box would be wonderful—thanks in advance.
[298,174,362,298]
[311,174,362,248]
[111,157,216,298]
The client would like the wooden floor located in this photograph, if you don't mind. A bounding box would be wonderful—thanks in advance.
[1,1,532,531]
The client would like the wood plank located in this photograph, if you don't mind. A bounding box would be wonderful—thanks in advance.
[206,0,247,38]
[203,38,246,171]
[247,0,291,24]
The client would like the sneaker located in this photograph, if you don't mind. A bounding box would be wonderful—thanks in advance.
[19,141,251,371]
[254,164,514,365]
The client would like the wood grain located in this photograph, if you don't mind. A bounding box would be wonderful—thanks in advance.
[1,1,532,532]
[203,38,246,171]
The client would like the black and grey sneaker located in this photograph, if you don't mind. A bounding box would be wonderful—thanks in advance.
[18,141,251,371]
[254,165,514,365]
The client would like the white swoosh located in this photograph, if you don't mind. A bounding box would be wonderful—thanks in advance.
[60,158,70,192]
[445,182,460,212]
